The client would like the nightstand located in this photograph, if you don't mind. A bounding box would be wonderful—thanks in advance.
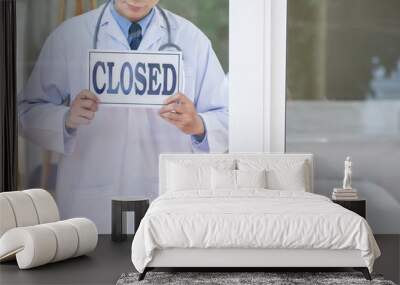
[332,199,366,218]
[111,197,149,242]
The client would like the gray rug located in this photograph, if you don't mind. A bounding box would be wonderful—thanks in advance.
[116,272,396,285]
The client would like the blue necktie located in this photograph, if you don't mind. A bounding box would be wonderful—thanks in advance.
[129,22,142,50]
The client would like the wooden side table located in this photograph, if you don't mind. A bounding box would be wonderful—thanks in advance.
[332,199,366,218]
[111,197,149,242]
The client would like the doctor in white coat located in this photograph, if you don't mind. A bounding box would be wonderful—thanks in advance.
[19,0,228,233]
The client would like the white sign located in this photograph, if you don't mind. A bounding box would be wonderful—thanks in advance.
[89,50,183,106]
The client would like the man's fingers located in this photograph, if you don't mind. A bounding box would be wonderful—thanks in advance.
[80,99,98,112]
[163,94,181,105]
[79,109,95,120]
[79,90,100,102]
[160,111,182,122]
[163,93,189,105]
[66,90,99,129]
[160,116,182,128]
[159,103,185,115]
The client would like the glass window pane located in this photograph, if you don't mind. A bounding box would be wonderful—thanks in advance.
[286,0,400,233]
[16,0,229,234]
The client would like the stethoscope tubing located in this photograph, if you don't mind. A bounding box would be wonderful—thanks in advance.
[93,0,182,53]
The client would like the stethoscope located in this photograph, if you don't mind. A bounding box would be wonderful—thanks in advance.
[93,0,182,54]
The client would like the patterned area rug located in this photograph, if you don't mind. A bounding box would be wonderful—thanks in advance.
[116,272,396,285]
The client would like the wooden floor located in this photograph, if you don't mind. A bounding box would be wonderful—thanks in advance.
[0,235,398,285]
[0,235,133,285]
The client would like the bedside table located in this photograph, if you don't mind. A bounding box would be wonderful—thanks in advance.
[111,197,149,242]
[332,199,366,218]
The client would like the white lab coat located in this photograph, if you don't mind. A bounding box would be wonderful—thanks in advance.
[19,4,228,233]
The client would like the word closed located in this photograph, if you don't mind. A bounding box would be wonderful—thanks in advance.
[89,50,182,106]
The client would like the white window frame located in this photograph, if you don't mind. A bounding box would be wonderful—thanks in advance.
[229,0,287,153]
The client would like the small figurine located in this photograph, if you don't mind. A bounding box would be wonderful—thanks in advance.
[342,156,352,190]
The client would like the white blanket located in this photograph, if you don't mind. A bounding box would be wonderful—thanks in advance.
[131,190,380,272]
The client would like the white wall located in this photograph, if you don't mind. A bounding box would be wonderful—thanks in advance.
[229,0,287,153]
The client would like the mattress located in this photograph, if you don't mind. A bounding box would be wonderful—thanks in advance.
[131,189,380,272]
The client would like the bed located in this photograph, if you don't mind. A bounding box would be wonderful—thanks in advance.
[131,153,380,281]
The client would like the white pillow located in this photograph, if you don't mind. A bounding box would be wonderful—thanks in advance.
[236,169,267,189]
[211,168,236,190]
[166,160,236,192]
[238,159,308,191]
[211,169,268,190]
[267,162,306,191]
[167,163,211,191]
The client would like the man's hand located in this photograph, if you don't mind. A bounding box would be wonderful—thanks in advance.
[65,90,100,129]
[158,93,205,136]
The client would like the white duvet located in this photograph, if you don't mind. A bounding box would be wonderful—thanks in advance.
[131,190,380,273]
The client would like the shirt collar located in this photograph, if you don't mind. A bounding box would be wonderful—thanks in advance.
[110,2,155,39]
